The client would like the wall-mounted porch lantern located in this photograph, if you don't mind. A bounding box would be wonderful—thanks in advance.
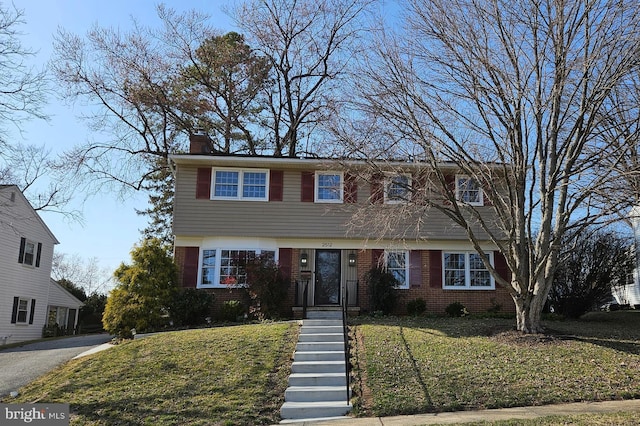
[300,252,308,267]
[348,252,357,267]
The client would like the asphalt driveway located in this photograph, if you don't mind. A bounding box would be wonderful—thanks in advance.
[0,334,112,398]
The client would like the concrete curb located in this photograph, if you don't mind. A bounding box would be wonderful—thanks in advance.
[276,399,640,425]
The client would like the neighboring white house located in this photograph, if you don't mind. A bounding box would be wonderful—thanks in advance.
[46,278,84,332]
[614,205,640,307]
[0,185,82,345]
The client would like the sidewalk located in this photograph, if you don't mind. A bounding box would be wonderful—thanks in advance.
[278,399,640,425]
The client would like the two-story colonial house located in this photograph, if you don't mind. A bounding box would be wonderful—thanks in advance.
[0,185,82,344]
[170,135,514,318]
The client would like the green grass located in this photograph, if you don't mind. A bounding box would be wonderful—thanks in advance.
[2,323,298,426]
[437,411,640,426]
[351,312,640,417]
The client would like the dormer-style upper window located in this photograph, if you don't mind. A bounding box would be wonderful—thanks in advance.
[456,175,483,205]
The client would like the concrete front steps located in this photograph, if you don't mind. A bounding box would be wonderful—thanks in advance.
[280,309,352,423]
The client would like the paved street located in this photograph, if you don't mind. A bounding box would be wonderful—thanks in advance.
[0,334,112,398]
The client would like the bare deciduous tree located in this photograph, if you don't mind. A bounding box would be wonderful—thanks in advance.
[52,252,114,295]
[233,0,374,157]
[340,0,640,332]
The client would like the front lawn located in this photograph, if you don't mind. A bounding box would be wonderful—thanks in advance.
[351,312,640,417]
[3,323,298,426]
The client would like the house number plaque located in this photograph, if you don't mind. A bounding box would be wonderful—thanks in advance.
[321,242,333,247]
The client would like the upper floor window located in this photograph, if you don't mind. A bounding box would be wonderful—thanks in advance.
[213,169,268,201]
[385,174,411,203]
[315,172,343,203]
[385,250,409,289]
[18,237,41,267]
[443,252,494,289]
[456,175,483,205]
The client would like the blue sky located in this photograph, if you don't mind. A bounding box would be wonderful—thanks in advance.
[13,1,235,274]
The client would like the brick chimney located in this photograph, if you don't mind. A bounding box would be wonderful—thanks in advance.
[189,131,213,154]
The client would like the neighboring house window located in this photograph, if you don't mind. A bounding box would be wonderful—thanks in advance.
[456,175,483,205]
[11,297,35,324]
[443,252,494,289]
[385,174,411,203]
[315,172,343,203]
[385,250,409,289]
[212,169,268,200]
[200,249,276,287]
[16,299,29,323]
[18,238,41,267]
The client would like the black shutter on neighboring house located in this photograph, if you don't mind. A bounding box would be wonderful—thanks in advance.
[18,238,26,263]
[29,299,36,324]
[11,297,19,323]
[35,243,42,267]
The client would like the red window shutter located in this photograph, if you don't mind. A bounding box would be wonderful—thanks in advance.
[279,248,293,282]
[182,247,200,288]
[196,168,212,199]
[443,174,456,205]
[269,170,284,201]
[371,249,384,268]
[344,173,358,203]
[412,172,427,204]
[494,251,509,287]
[409,250,422,288]
[429,250,442,288]
[301,171,314,202]
[370,174,383,204]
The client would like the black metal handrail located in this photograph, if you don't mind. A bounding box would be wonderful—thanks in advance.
[302,281,308,319]
[342,282,350,405]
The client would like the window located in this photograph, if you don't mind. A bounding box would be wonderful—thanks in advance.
[200,249,276,287]
[456,175,483,205]
[23,241,35,265]
[315,172,343,202]
[385,250,409,289]
[443,252,494,289]
[212,169,268,200]
[18,238,40,267]
[385,174,411,203]
[16,298,29,323]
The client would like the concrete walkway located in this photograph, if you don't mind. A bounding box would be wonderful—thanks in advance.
[276,399,640,425]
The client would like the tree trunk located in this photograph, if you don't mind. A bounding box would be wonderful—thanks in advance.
[513,289,547,334]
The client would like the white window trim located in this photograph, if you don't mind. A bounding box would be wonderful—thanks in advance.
[315,171,344,203]
[198,248,278,289]
[384,173,412,204]
[23,239,36,267]
[211,168,270,201]
[455,175,483,206]
[385,250,410,289]
[16,298,30,324]
[442,251,495,290]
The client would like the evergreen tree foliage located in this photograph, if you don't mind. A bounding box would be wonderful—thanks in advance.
[102,239,178,338]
